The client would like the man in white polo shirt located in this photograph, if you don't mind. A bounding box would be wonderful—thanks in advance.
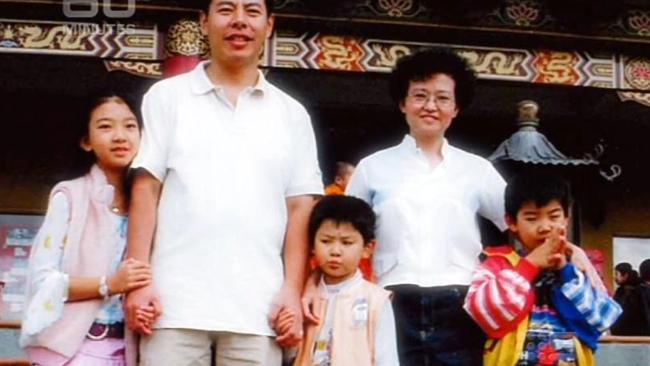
[124,0,322,365]
[346,48,506,365]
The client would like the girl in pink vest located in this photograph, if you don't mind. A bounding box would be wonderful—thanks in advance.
[20,93,153,366]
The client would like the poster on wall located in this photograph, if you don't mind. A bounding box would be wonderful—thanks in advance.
[0,214,44,321]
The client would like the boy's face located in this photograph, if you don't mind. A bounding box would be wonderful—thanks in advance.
[313,219,372,285]
[200,0,274,68]
[334,167,354,189]
[507,199,569,253]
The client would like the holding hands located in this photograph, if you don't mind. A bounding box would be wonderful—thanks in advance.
[112,258,161,336]
[108,258,151,295]
[269,285,304,348]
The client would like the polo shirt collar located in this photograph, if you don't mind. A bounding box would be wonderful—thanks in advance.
[401,134,451,160]
[189,60,268,96]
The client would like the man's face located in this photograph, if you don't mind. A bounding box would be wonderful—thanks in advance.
[200,0,274,67]
[400,73,458,141]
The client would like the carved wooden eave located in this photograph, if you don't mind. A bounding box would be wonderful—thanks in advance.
[0,0,649,101]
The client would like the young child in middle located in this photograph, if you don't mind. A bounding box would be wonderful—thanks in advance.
[464,172,622,366]
[289,195,399,365]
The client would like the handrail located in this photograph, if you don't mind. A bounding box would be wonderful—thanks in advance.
[600,335,650,344]
[0,359,29,366]
[0,321,20,330]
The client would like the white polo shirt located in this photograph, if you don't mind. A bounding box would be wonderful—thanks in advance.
[347,135,506,288]
[132,62,323,335]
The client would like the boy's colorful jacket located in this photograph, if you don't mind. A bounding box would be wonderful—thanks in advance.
[463,246,622,366]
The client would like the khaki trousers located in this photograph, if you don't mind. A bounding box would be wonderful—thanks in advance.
[139,329,282,366]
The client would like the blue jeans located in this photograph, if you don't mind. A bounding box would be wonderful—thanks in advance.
[387,285,484,366]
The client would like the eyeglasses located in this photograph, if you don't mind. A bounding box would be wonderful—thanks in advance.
[407,91,455,108]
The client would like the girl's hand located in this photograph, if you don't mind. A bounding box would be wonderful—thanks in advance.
[108,258,151,295]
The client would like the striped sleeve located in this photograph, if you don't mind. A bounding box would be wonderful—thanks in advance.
[558,264,623,333]
[463,256,539,338]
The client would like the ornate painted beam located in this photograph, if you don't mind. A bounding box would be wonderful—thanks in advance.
[1,18,648,97]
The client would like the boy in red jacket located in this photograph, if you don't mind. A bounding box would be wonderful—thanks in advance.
[464,172,621,366]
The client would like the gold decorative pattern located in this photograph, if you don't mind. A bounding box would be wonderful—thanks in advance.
[104,60,162,78]
[165,19,209,57]
[459,49,533,80]
[378,0,415,17]
[0,20,159,59]
[533,51,582,85]
[1,20,646,92]
[356,0,427,18]
[626,10,650,37]
[312,35,364,71]
[623,57,650,90]
[365,42,411,71]
[618,91,650,107]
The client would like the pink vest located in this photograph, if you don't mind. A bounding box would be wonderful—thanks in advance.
[23,165,137,364]
[293,278,391,366]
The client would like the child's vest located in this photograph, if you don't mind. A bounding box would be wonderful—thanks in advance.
[293,279,391,366]
[481,248,595,366]
[21,165,137,365]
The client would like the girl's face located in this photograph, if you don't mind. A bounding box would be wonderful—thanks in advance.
[81,100,140,172]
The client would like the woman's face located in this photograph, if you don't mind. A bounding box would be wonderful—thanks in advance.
[614,270,628,285]
[81,100,140,172]
[399,73,459,142]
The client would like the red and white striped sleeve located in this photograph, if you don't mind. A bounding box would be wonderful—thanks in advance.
[463,253,540,339]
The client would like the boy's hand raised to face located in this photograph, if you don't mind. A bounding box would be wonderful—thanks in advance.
[526,226,567,270]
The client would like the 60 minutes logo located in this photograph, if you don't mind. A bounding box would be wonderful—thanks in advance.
[63,0,136,19]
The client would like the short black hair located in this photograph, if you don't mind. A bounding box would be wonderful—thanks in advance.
[615,262,639,284]
[194,0,274,16]
[308,196,376,247]
[615,262,633,275]
[505,172,572,219]
[640,259,650,282]
[334,161,354,177]
[389,47,476,110]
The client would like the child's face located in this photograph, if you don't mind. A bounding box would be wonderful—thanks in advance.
[313,219,372,285]
[81,101,140,172]
[507,199,569,253]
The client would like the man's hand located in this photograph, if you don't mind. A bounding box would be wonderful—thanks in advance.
[566,243,607,292]
[135,304,157,331]
[274,308,296,336]
[269,285,303,348]
[125,283,162,336]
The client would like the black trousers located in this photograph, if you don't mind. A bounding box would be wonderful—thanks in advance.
[387,284,485,366]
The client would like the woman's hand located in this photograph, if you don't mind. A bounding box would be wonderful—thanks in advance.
[108,258,151,295]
